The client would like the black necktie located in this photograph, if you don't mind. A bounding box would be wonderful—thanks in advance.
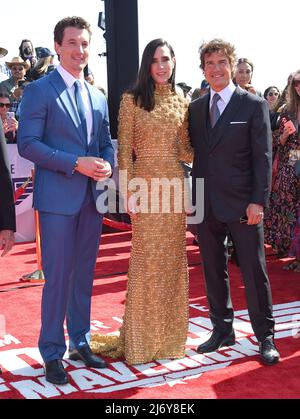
[74,80,87,141]
[210,93,221,128]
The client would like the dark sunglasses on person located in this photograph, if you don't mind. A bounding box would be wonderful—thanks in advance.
[0,103,11,109]
[11,66,25,71]
[293,80,300,87]
[268,92,279,97]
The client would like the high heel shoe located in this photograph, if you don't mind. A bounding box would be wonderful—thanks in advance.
[282,260,298,270]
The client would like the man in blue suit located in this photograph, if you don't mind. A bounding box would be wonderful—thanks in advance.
[18,17,114,385]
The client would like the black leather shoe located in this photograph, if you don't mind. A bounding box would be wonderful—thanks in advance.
[197,329,236,353]
[259,337,280,365]
[69,345,107,368]
[44,360,68,385]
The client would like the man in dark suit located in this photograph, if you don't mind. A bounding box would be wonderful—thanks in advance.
[189,39,279,365]
[0,119,16,375]
[18,17,114,385]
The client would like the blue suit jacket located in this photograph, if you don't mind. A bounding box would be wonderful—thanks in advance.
[18,69,114,215]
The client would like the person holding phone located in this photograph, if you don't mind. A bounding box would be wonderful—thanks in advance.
[0,93,18,143]
[265,70,300,269]
[189,39,279,366]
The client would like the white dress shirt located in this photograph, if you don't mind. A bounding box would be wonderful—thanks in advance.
[210,81,236,116]
[57,64,93,144]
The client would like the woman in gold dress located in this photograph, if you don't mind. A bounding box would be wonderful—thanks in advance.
[91,39,193,365]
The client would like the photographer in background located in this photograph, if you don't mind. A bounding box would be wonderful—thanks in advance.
[19,39,37,74]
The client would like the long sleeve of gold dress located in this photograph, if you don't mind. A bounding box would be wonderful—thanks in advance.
[91,84,194,365]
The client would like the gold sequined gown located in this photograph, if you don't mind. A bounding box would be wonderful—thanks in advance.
[91,84,193,365]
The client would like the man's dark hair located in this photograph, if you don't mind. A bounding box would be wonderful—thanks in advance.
[0,92,10,100]
[54,16,92,45]
[237,58,254,73]
[263,86,280,100]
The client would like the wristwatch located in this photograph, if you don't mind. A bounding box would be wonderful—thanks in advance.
[72,158,79,175]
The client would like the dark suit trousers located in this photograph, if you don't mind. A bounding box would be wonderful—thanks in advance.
[38,183,103,362]
[198,213,275,342]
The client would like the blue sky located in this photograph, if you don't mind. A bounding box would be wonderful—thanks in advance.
[1,0,298,92]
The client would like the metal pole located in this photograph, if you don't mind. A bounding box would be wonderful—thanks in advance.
[104,0,139,139]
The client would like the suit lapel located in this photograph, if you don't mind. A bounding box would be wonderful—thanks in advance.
[192,94,210,147]
[48,70,87,145]
[209,86,246,151]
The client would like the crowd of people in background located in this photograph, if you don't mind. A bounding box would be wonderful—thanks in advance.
[0,40,300,273]
[0,40,97,145]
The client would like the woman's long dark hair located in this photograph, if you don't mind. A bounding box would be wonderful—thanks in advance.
[130,38,176,112]
[286,70,300,115]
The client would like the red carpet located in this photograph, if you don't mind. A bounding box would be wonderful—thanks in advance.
[0,232,300,399]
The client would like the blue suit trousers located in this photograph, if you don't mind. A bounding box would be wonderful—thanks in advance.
[38,184,103,362]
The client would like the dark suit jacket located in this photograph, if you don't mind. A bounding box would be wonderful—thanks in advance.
[0,119,16,231]
[189,86,272,222]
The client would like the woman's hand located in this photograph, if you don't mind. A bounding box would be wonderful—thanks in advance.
[127,194,139,220]
[8,117,18,132]
[245,84,257,95]
[280,121,296,145]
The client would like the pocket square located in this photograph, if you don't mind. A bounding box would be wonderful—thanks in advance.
[230,121,247,125]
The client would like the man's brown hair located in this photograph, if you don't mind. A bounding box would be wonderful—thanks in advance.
[199,39,237,76]
[54,16,92,45]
